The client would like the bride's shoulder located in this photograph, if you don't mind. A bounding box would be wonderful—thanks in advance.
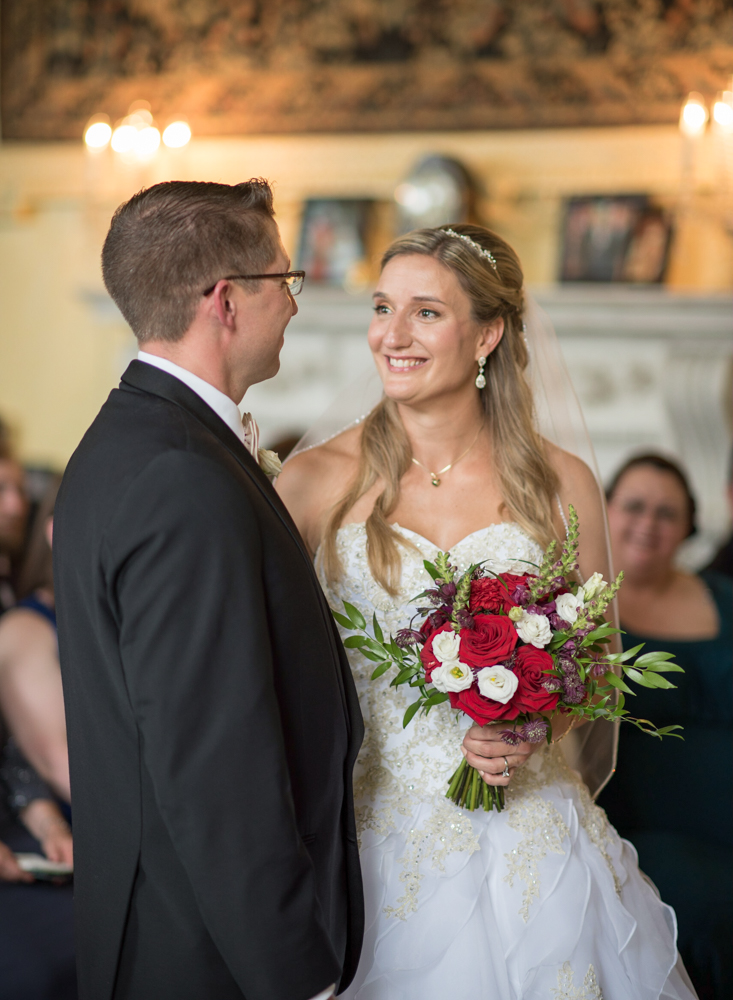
[545,441,599,500]
[276,426,361,546]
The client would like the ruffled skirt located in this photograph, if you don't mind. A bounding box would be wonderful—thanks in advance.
[341,750,697,1000]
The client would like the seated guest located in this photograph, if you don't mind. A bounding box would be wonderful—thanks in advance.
[0,476,68,801]
[598,452,732,1000]
[0,423,29,617]
[0,728,75,1000]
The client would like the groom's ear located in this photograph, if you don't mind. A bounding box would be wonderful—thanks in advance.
[208,280,239,330]
[477,316,504,359]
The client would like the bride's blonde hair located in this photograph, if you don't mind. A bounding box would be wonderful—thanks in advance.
[321,224,560,596]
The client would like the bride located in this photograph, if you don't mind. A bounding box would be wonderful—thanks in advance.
[277,225,696,999]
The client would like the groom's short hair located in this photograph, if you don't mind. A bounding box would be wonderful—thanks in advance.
[102,179,276,343]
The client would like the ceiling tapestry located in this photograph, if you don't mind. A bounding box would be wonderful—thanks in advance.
[2,0,733,139]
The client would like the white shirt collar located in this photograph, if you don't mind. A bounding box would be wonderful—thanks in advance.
[137,351,245,445]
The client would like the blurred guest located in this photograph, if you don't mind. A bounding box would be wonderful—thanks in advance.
[0,423,30,616]
[0,727,75,999]
[0,476,68,801]
[704,446,732,578]
[598,453,732,1000]
[0,472,75,998]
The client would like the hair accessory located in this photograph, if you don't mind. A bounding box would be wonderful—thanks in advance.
[443,228,499,272]
[475,356,487,389]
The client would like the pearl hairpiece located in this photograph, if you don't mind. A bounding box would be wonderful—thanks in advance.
[443,228,498,273]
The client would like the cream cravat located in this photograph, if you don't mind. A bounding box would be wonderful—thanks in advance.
[241,412,260,460]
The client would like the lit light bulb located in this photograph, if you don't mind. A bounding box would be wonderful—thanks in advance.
[84,119,112,149]
[111,124,138,153]
[134,125,161,156]
[162,120,192,148]
[713,93,733,131]
[679,93,709,137]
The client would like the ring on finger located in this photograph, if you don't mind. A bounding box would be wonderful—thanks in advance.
[502,756,510,778]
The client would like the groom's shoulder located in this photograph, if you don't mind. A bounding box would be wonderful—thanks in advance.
[62,383,239,516]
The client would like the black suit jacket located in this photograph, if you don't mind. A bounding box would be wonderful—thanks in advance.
[54,361,364,1000]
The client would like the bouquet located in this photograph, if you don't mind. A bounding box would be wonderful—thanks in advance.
[335,506,683,813]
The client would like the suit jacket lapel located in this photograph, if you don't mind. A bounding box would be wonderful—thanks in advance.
[120,361,313,567]
[120,361,353,734]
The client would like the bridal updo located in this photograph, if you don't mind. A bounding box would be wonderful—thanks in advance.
[321,224,560,596]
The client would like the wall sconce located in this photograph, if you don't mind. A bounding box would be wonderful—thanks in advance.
[712,91,733,132]
[679,92,709,137]
[83,102,191,158]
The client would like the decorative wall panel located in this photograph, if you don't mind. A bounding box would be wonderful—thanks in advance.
[3,0,733,139]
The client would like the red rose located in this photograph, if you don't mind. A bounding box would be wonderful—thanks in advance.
[459,614,517,669]
[419,622,455,682]
[449,687,522,725]
[469,574,529,614]
[512,646,561,714]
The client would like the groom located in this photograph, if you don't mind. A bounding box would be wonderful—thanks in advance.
[54,180,364,1000]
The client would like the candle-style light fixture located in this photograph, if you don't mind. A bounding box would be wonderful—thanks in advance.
[83,102,191,159]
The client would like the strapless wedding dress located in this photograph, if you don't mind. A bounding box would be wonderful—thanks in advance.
[317,522,697,1000]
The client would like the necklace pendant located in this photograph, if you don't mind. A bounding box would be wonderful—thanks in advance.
[430,475,441,487]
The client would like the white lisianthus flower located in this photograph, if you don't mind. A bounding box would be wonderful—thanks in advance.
[555,591,584,625]
[476,664,519,704]
[431,630,462,664]
[432,659,474,693]
[581,572,607,602]
[515,611,553,648]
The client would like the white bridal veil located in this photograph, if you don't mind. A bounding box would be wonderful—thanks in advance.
[289,292,618,798]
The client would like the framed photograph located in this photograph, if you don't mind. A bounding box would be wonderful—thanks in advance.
[297,199,375,290]
[560,195,673,284]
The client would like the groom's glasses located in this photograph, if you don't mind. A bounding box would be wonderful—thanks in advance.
[202,271,306,297]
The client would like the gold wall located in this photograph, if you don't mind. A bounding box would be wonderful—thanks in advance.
[0,124,730,468]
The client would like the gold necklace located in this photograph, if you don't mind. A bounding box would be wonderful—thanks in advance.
[411,423,484,487]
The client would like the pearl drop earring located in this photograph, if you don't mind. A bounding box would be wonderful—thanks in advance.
[475,357,486,389]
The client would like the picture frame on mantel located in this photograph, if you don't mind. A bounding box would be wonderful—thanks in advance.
[297,199,376,291]
[559,195,674,284]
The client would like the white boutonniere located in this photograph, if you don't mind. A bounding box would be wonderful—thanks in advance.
[257,447,282,482]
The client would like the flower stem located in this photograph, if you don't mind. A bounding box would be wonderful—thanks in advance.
[446,758,468,799]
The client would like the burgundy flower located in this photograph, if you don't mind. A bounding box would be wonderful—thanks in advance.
[500,729,524,746]
[459,614,518,669]
[518,719,550,744]
[559,659,586,705]
[469,574,529,614]
[395,628,424,648]
[512,646,560,714]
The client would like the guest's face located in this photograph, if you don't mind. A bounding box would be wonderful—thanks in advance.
[229,224,298,390]
[607,465,691,574]
[0,460,28,556]
[368,254,501,406]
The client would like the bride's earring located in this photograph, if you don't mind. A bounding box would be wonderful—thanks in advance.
[475,357,487,389]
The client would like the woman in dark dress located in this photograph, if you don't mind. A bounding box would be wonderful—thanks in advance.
[0,476,76,999]
[599,454,732,1000]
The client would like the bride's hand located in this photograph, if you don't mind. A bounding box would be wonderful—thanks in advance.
[461,724,538,786]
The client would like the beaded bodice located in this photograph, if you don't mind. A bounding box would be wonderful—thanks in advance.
[317,522,544,807]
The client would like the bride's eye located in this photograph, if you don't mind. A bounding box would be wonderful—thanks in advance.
[373,303,391,314]
[418,308,439,319]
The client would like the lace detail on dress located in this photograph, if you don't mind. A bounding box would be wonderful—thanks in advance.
[551,962,604,999]
[383,797,480,921]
